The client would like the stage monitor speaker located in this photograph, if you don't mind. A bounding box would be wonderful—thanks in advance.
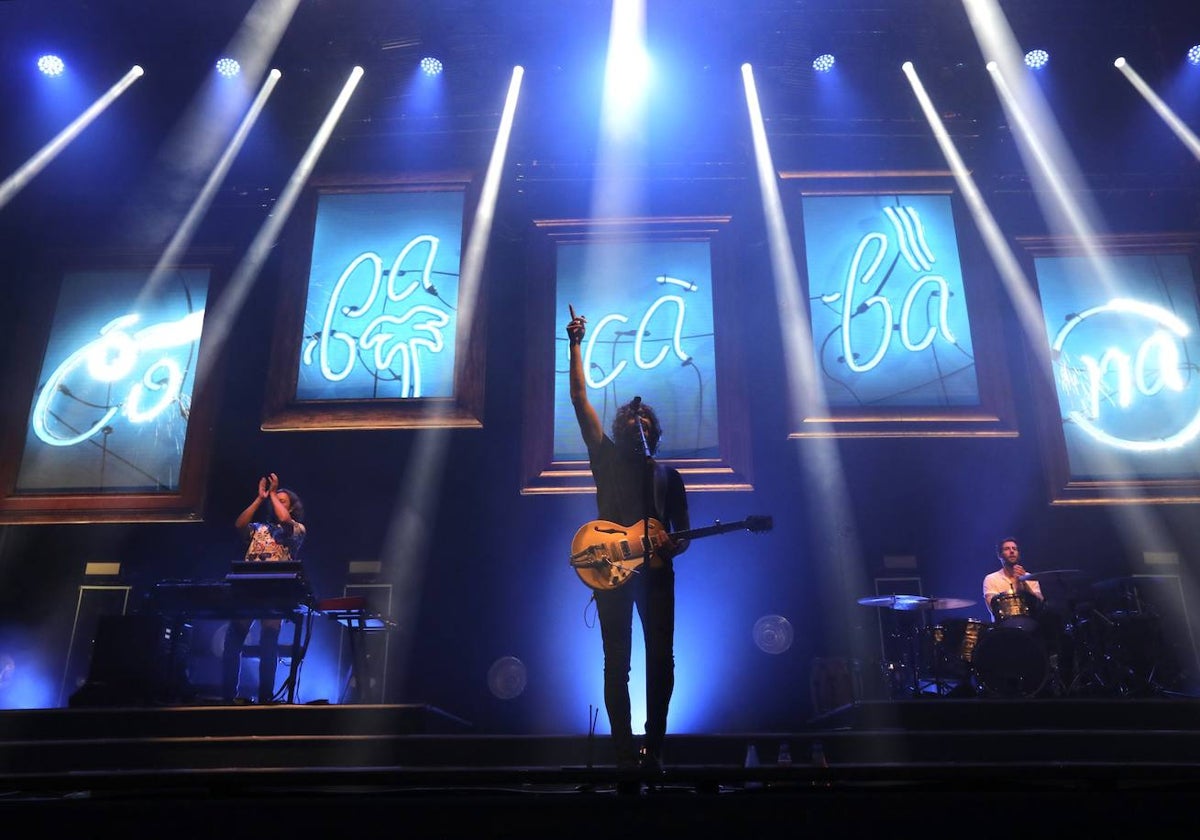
[58,584,131,707]
[68,614,191,707]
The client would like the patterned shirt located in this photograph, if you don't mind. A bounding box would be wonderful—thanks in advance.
[243,520,306,562]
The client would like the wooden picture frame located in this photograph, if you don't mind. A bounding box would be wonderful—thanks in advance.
[781,171,1017,438]
[521,215,753,494]
[0,250,226,523]
[261,173,485,431]
[1018,232,1200,504]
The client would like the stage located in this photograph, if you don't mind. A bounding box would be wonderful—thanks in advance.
[4,696,1200,834]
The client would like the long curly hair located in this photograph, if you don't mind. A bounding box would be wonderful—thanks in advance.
[613,400,663,455]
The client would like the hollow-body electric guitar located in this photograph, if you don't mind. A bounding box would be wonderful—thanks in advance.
[569,515,773,591]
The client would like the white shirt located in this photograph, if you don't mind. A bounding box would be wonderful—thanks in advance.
[982,568,1043,621]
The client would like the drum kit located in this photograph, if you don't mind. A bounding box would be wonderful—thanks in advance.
[858,570,1184,700]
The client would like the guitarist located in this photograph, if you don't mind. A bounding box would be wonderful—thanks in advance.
[567,306,690,777]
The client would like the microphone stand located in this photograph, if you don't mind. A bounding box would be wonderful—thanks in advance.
[634,407,655,565]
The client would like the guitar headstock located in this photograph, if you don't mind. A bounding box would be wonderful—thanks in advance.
[746,515,773,533]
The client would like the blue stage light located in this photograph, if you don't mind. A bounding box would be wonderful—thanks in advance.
[812,53,836,73]
[37,54,65,77]
[1024,49,1049,70]
[215,57,241,78]
[419,56,443,76]
[1188,45,1200,66]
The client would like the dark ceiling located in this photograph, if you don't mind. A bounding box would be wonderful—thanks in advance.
[1,0,1199,206]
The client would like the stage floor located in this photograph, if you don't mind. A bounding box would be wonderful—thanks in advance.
[4,696,1200,833]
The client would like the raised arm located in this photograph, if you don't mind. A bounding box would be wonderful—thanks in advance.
[235,475,270,530]
[235,473,294,530]
[567,305,604,450]
[265,472,295,525]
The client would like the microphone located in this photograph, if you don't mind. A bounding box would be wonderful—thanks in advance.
[630,396,642,414]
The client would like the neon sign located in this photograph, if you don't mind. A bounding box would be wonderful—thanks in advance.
[1051,298,1198,452]
[301,236,451,398]
[580,295,691,389]
[17,268,209,493]
[296,190,463,401]
[1036,253,1200,477]
[32,310,204,446]
[803,193,978,407]
[553,239,718,461]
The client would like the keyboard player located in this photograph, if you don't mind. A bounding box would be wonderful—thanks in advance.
[222,472,307,704]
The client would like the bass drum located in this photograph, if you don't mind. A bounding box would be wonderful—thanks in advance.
[972,626,1048,698]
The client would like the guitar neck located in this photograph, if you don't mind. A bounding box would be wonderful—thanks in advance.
[673,519,753,541]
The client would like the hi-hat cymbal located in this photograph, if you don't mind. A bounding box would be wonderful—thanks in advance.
[1019,569,1084,582]
[857,594,931,610]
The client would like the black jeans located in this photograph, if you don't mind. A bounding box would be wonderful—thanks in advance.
[595,564,675,765]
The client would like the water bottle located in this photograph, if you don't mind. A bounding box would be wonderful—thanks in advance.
[810,740,830,788]
[777,741,792,766]
[810,740,828,768]
[744,743,762,789]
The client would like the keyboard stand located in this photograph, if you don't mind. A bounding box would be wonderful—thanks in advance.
[314,596,396,704]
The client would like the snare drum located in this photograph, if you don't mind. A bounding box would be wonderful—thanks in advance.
[990,592,1040,632]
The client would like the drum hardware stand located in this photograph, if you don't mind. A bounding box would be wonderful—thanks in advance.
[913,608,964,698]
[1065,608,1118,696]
[854,594,978,700]
[917,611,951,697]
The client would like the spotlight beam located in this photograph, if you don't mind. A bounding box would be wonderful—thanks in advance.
[741,62,871,665]
[197,66,364,385]
[0,65,144,212]
[381,66,525,691]
[965,0,1184,554]
[601,0,649,143]
[139,69,283,306]
[964,0,1121,293]
[985,63,1100,250]
[454,66,524,391]
[1115,58,1200,161]
[901,62,1053,386]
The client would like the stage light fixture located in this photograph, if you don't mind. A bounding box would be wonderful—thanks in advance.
[1024,49,1049,70]
[419,56,443,76]
[1188,45,1200,66]
[812,53,835,73]
[37,54,65,77]
[215,57,241,77]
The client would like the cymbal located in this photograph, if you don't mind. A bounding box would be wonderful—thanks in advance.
[1092,575,1138,590]
[1019,569,1085,582]
[857,594,931,610]
[927,597,976,610]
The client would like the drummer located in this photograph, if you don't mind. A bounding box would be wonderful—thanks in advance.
[982,537,1044,625]
[982,537,1077,692]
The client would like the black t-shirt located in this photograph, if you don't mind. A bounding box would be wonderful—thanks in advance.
[590,435,688,531]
